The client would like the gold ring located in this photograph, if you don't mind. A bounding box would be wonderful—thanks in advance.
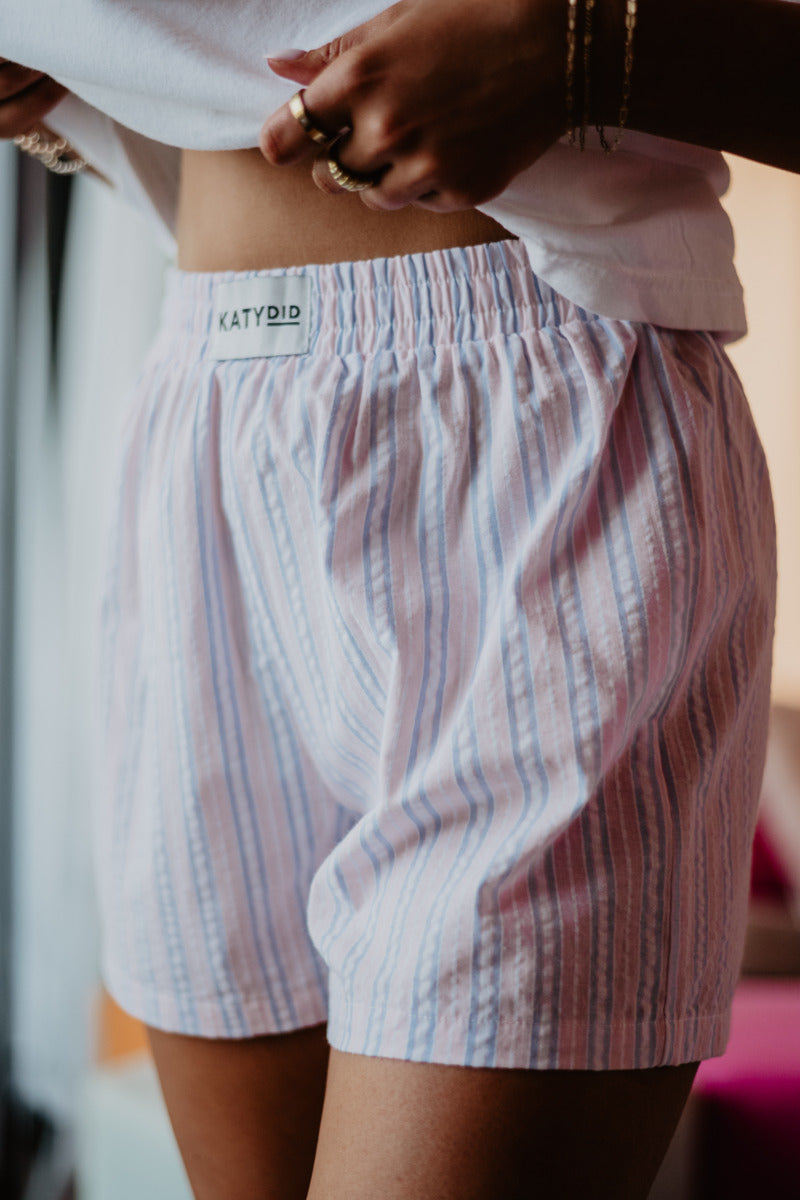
[326,147,380,193]
[288,90,333,146]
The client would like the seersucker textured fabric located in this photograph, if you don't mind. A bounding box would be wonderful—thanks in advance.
[93,239,776,1068]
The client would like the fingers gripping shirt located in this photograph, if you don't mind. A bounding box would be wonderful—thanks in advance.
[3,2,746,330]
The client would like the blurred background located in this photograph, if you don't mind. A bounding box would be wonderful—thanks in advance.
[0,145,798,1199]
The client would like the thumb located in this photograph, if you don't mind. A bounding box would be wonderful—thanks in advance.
[265,46,338,87]
[265,2,406,83]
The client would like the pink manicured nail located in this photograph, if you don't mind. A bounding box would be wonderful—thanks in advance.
[264,48,306,61]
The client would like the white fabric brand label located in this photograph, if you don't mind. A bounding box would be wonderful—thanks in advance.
[210,275,312,360]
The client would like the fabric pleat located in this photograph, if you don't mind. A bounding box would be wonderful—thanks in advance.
[94,239,775,1068]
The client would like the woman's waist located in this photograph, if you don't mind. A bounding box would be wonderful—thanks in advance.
[176,148,512,272]
[152,236,594,364]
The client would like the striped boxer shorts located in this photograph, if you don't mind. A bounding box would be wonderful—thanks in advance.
[93,238,776,1071]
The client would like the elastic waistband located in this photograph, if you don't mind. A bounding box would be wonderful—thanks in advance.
[160,239,596,358]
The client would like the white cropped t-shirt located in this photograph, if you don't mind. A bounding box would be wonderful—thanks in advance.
[3,0,747,336]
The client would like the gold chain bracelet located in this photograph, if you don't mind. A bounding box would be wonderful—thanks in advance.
[13,130,87,176]
[582,0,596,152]
[566,0,580,146]
[597,0,638,152]
[566,0,638,154]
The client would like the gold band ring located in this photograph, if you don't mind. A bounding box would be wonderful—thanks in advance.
[326,146,381,193]
[288,90,333,146]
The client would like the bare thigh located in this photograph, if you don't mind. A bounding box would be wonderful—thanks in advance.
[148,1025,696,1200]
[309,1050,699,1200]
[146,1023,329,1200]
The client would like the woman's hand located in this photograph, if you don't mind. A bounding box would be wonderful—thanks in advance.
[0,59,66,140]
[259,0,568,212]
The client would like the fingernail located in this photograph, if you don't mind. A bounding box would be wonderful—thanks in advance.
[264,48,306,61]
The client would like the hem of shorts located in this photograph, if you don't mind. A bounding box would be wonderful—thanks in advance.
[325,997,733,1071]
[102,959,329,1039]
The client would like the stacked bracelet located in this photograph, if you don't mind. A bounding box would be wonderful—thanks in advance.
[582,0,596,152]
[598,0,638,152]
[566,0,580,147]
[13,130,87,176]
[565,0,638,153]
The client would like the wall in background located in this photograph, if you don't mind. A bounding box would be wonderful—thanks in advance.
[11,166,166,1123]
[0,141,19,1103]
[725,155,800,708]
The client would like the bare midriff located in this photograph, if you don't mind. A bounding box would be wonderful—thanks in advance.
[177,148,513,272]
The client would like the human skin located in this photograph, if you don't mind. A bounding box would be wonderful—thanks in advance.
[0,57,107,181]
[6,4,773,1195]
[0,58,65,137]
[147,1023,697,1200]
[260,0,800,210]
[170,8,711,1196]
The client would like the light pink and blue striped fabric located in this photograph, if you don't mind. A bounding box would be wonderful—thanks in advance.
[94,239,776,1070]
